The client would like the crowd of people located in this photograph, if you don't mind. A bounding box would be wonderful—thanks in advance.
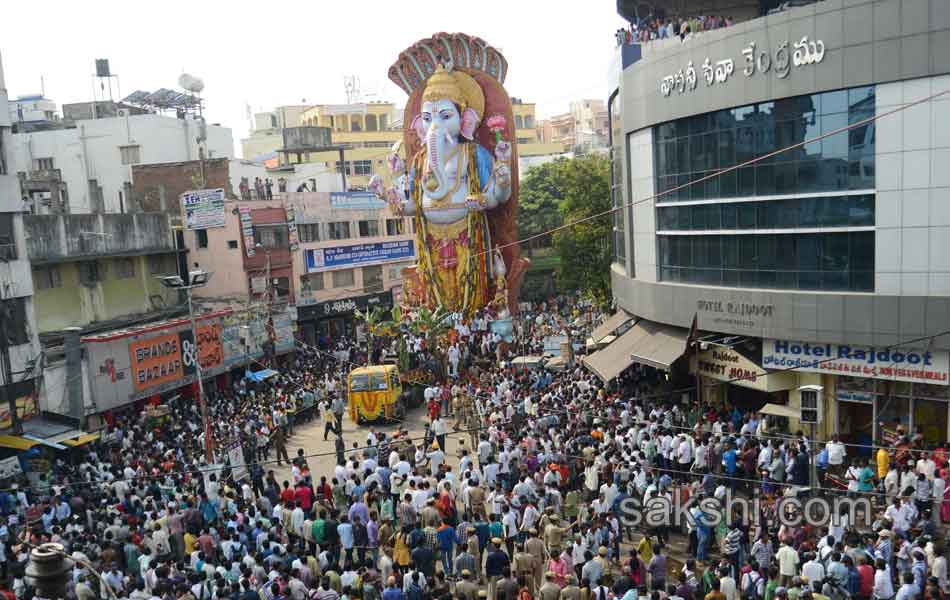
[1,297,949,600]
[615,15,735,46]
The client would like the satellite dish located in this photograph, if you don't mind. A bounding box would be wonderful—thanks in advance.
[178,73,205,94]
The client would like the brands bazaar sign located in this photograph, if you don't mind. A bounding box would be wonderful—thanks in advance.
[128,323,223,392]
[762,339,950,385]
[691,346,795,392]
[660,35,825,97]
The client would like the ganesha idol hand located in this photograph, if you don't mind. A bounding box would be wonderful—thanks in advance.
[385,188,406,215]
[368,175,385,199]
[387,153,405,174]
[494,162,511,189]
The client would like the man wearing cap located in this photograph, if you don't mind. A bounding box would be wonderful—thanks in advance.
[514,542,539,595]
[539,571,562,600]
[455,570,479,600]
[497,567,519,600]
[485,537,511,600]
[526,528,548,590]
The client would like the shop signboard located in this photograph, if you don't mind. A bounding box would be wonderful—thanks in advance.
[227,441,248,481]
[0,380,37,430]
[239,206,255,257]
[286,205,299,251]
[691,346,796,392]
[305,240,414,273]
[297,290,394,321]
[0,456,22,479]
[181,189,226,230]
[762,339,950,385]
[329,192,386,210]
[84,312,230,410]
[836,389,874,403]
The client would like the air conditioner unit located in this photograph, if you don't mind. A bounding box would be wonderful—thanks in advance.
[117,108,129,117]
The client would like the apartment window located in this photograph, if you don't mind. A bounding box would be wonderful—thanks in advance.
[253,226,287,248]
[114,257,136,279]
[148,255,171,275]
[0,299,29,346]
[524,115,535,128]
[358,220,379,237]
[515,115,524,129]
[32,157,54,171]
[119,144,141,165]
[298,223,320,243]
[353,160,373,176]
[386,218,404,236]
[301,273,325,292]
[387,266,402,281]
[195,229,209,248]
[365,114,378,132]
[33,266,62,290]
[332,269,355,288]
[517,138,531,144]
[363,265,383,292]
[328,221,351,240]
[0,214,16,260]
[380,114,389,130]
[273,276,290,297]
[336,161,352,174]
[79,261,101,286]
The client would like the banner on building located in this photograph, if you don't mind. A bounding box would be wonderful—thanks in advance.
[330,192,386,210]
[692,346,796,392]
[286,205,299,251]
[239,206,255,257]
[128,324,224,392]
[0,456,22,479]
[762,339,950,385]
[0,380,37,430]
[305,240,414,273]
[181,189,226,230]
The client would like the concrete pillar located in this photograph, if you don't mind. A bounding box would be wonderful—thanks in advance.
[63,327,83,426]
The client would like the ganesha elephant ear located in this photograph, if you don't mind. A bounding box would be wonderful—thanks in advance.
[411,114,426,143]
[460,107,480,140]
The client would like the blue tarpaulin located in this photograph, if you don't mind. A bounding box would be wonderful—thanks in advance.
[245,369,278,382]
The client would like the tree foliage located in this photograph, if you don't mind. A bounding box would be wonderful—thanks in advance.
[518,155,612,303]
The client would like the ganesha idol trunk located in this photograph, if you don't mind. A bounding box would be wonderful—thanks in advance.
[386,32,529,316]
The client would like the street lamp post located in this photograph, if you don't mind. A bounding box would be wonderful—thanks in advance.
[158,269,215,464]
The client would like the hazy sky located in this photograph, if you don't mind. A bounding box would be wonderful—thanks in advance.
[2,1,625,157]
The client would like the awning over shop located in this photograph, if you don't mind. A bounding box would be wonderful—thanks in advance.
[583,318,691,381]
[583,325,642,381]
[590,310,632,344]
[759,403,799,419]
[21,435,68,450]
[0,435,37,451]
[627,319,691,371]
[62,432,101,447]
[246,369,279,382]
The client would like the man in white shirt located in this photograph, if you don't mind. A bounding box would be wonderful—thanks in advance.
[825,435,846,476]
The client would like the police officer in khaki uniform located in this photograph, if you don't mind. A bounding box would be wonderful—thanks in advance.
[455,570,479,600]
[559,575,582,600]
[538,571,562,600]
[524,528,547,590]
[513,542,538,594]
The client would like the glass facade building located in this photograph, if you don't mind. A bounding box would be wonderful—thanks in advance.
[653,86,876,291]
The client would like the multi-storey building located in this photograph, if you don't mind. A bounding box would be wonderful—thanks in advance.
[597,0,950,445]
[0,54,44,435]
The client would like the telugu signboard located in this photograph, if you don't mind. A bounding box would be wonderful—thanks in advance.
[181,189,226,230]
[305,240,415,273]
[762,339,950,385]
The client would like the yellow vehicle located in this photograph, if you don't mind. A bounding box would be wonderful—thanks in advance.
[347,365,405,424]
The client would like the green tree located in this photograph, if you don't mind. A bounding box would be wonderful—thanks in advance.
[518,160,565,254]
[553,154,612,304]
[519,155,612,303]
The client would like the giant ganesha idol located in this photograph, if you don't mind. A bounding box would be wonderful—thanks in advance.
[369,33,528,318]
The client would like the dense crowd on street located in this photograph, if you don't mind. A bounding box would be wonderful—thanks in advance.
[1,296,950,600]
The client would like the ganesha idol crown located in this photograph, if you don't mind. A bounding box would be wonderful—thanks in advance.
[388,32,508,96]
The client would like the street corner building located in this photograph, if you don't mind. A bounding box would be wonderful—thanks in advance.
[599,0,950,446]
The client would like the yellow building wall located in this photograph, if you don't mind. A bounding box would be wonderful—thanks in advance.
[33,256,175,333]
[241,131,283,160]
